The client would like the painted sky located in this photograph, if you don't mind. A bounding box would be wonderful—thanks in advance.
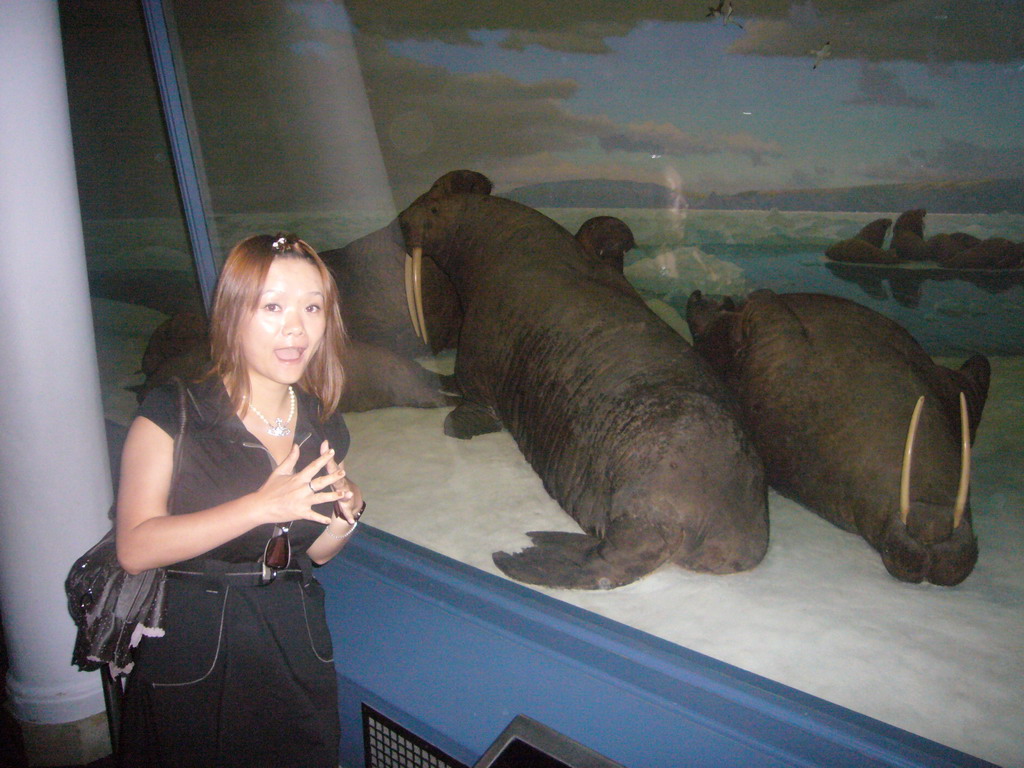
[296,0,1024,201]
[63,1,1023,214]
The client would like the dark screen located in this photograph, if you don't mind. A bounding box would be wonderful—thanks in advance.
[488,738,573,768]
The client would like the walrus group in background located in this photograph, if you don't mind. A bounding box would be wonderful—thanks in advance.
[826,208,1024,269]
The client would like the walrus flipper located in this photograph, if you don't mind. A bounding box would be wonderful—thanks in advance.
[492,519,678,590]
[444,401,503,439]
[437,373,462,398]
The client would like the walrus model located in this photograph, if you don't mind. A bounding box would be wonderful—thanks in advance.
[891,208,929,261]
[686,289,990,586]
[574,215,637,272]
[398,172,768,589]
[316,171,639,406]
[825,217,898,264]
[322,172,640,356]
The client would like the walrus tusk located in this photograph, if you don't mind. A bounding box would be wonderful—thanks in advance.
[412,246,429,348]
[899,396,925,525]
[404,249,424,343]
[953,391,971,528]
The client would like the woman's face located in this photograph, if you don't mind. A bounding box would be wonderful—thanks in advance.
[240,257,327,390]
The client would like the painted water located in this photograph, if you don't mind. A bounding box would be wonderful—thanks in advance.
[88,206,1024,358]
[91,207,1024,767]
[582,207,1023,355]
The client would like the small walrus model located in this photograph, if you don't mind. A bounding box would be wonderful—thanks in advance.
[686,289,990,585]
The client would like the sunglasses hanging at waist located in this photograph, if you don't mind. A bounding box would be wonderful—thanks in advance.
[167,554,313,588]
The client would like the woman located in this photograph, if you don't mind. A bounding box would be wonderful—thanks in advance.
[115,234,362,767]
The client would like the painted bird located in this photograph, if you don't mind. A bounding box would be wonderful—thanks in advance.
[706,1,744,28]
[810,40,832,69]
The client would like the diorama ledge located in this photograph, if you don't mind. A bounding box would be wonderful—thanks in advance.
[323,525,995,768]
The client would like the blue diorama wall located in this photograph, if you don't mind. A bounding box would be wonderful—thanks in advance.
[322,526,995,768]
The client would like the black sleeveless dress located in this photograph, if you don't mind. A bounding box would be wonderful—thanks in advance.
[118,378,349,768]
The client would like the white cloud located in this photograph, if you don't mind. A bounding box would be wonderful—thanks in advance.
[356,38,785,201]
[729,1,1023,64]
[345,1,1023,65]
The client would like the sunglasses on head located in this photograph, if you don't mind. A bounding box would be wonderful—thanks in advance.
[261,523,291,584]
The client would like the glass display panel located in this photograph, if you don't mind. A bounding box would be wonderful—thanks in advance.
[59,3,1022,765]
[165,0,395,254]
[59,0,200,438]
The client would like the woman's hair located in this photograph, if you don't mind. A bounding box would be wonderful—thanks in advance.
[209,233,347,419]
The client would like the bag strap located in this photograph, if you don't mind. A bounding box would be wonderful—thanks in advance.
[167,377,189,513]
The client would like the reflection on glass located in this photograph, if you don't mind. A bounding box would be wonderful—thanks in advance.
[60,0,198,434]
[168,0,395,254]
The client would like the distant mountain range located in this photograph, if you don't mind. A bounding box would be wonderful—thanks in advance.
[503,178,1024,214]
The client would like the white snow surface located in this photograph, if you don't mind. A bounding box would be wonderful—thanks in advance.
[339,353,1023,768]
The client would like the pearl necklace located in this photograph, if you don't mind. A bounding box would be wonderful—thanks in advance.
[247,386,296,437]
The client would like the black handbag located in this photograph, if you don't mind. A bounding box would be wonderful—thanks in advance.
[66,377,188,675]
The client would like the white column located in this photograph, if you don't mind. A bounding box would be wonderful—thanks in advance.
[0,0,110,727]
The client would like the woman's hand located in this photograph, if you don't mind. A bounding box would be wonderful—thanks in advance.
[322,440,364,524]
[306,441,364,564]
[250,443,346,526]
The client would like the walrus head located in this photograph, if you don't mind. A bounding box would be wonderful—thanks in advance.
[400,171,494,346]
[574,216,637,273]
[684,290,742,376]
[879,393,978,586]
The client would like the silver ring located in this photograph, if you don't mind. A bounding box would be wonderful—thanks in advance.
[308,480,316,493]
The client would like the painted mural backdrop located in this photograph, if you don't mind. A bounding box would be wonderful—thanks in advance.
[61,1,1024,376]
[336,0,1024,355]
[100,0,1024,356]
[341,1,1024,198]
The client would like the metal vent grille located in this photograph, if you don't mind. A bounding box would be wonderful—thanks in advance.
[362,704,469,768]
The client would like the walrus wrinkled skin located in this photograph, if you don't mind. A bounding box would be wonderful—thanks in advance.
[398,173,768,589]
[686,289,990,586]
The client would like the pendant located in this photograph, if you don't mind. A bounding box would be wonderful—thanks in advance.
[267,419,291,437]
